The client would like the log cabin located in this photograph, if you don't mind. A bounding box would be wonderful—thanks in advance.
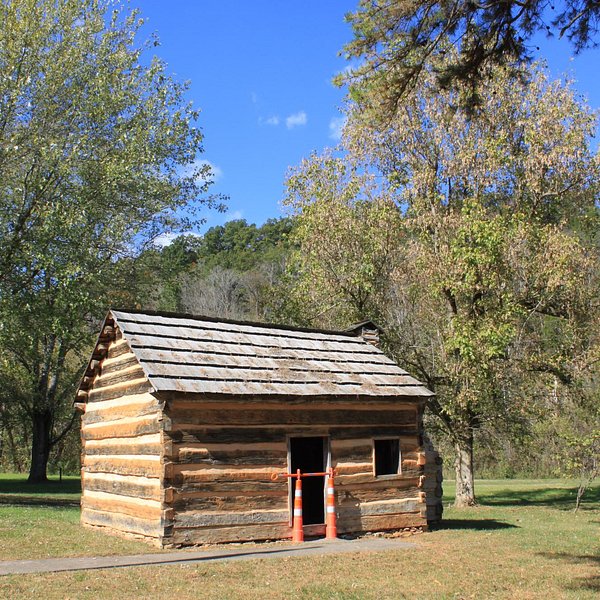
[76,309,443,547]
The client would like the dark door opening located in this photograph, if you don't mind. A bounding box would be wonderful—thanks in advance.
[289,436,326,525]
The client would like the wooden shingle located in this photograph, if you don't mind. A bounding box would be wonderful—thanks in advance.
[102,310,433,398]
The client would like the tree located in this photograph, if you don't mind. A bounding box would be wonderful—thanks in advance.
[0,0,223,482]
[340,1,600,115]
[281,152,403,328]
[284,62,599,506]
[180,218,296,321]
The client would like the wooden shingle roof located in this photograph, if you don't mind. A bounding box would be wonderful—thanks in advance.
[99,310,433,398]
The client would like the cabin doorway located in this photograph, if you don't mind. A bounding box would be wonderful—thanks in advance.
[289,436,328,525]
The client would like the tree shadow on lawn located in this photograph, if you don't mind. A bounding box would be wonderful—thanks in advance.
[477,485,600,511]
[538,552,600,594]
[431,519,518,531]
[0,477,81,507]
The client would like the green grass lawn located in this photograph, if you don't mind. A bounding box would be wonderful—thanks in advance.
[0,476,597,599]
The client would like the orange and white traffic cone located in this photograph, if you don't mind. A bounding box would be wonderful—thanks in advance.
[292,469,304,543]
[325,467,338,540]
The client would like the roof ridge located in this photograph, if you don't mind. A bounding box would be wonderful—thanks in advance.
[110,308,359,338]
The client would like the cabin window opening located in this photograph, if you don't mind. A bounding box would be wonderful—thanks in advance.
[374,438,400,476]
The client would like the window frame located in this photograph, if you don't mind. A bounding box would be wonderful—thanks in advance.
[372,437,401,478]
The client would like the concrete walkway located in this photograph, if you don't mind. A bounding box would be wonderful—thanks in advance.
[0,538,415,576]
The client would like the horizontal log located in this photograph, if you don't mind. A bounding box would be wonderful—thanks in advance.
[166,391,422,407]
[93,365,147,390]
[172,440,285,454]
[174,446,287,466]
[338,511,426,534]
[331,444,372,464]
[173,509,289,528]
[84,393,163,423]
[82,414,163,441]
[83,455,162,478]
[173,480,284,494]
[82,490,162,520]
[337,484,420,504]
[82,508,162,539]
[166,513,426,544]
[334,462,373,476]
[84,433,162,456]
[107,339,132,360]
[170,492,287,512]
[101,353,139,376]
[167,522,291,545]
[83,472,161,501]
[337,497,420,518]
[336,472,420,486]
[166,426,418,445]
[168,399,417,413]
[83,402,161,426]
[168,464,279,485]
[169,408,416,427]
[87,378,153,403]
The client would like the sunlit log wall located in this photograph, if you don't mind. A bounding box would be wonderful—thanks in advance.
[160,395,440,546]
[79,329,168,545]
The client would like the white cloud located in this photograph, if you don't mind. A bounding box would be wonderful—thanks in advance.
[185,159,223,184]
[329,116,346,140]
[226,210,244,221]
[251,91,259,104]
[286,111,307,129]
[153,232,178,248]
[260,115,280,126]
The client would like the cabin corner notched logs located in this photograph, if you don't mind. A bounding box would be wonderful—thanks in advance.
[77,310,443,547]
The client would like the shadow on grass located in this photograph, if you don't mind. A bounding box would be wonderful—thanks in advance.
[539,552,600,594]
[477,485,600,510]
[0,497,80,507]
[0,477,81,506]
[0,477,80,495]
[431,519,518,531]
[569,576,600,593]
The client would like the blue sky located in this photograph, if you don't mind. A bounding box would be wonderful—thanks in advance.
[136,1,600,235]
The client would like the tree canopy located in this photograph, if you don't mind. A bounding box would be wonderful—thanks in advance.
[340,1,600,114]
[284,59,600,506]
[0,0,222,481]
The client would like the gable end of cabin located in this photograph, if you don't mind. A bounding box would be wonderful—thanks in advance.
[77,313,170,545]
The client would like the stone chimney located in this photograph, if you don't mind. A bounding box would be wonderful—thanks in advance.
[346,320,381,347]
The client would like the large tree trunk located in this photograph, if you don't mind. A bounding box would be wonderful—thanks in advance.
[28,410,53,483]
[454,433,476,507]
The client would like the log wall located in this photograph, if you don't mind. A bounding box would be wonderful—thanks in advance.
[80,336,167,544]
[161,395,432,546]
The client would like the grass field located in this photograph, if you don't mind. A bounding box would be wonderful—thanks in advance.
[0,476,597,599]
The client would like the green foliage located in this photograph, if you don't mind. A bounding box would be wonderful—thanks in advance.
[0,0,222,480]
[284,58,600,506]
[193,218,295,275]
